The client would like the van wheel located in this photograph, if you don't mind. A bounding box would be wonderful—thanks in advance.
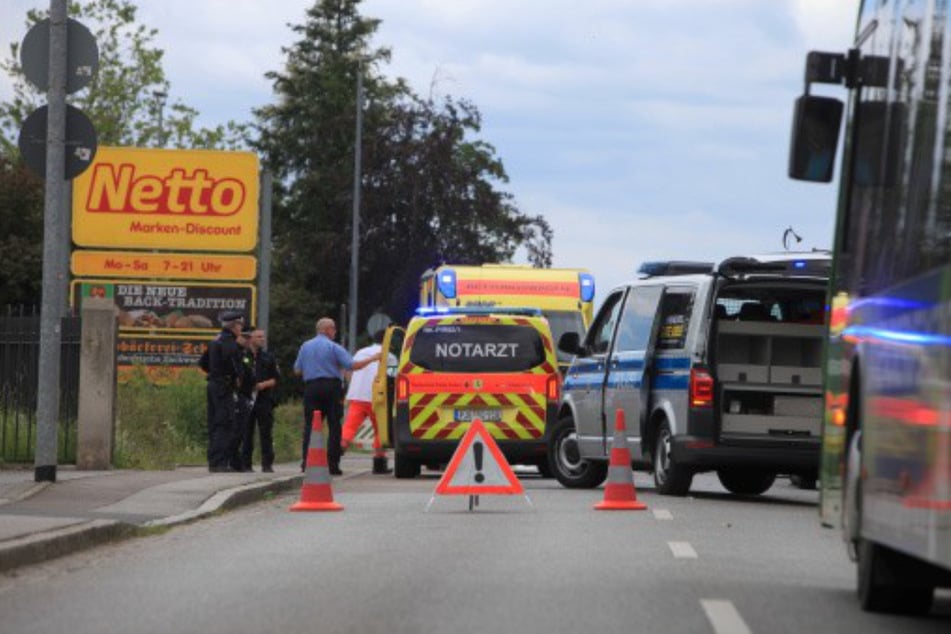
[652,421,693,496]
[717,469,775,495]
[394,452,420,479]
[858,538,934,614]
[548,415,607,489]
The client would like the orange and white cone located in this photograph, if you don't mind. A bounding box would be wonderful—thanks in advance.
[290,411,344,512]
[594,409,647,511]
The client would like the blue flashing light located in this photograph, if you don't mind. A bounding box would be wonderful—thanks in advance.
[793,260,806,269]
[437,268,457,299]
[416,306,451,316]
[578,273,595,303]
[843,325,951,347]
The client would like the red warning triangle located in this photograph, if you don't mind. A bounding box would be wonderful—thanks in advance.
[434,419,524,495]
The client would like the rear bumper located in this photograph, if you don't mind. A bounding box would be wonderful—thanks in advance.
[672,434,820,475]
[393,404,553,465]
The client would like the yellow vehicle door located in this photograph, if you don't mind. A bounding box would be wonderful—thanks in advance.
[371,325,405,447]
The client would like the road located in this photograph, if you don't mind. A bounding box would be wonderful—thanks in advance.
[1,471,949,634]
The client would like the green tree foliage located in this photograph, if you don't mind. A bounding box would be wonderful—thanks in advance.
[0,156,43,307]
[254,0,552,370]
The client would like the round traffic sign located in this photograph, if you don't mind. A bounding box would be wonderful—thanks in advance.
[367,312,391,337]
[21,18,99,94]
[18,104,98,180]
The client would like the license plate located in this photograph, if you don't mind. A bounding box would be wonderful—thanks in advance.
[454,408,502,423]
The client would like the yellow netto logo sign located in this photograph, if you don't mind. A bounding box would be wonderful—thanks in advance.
[73,146,259,251]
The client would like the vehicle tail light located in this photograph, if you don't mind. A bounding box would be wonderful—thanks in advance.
[396,376,410,402]
[690,367,714,408]
[546,375,560,401]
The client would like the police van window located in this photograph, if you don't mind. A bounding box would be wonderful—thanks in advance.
[587,291,625,355]
[409,324,545,372]
[615,288,662,352]
[657,291,694,350]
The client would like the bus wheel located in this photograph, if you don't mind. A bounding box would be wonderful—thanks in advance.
[548,415,607,489]
[857,538,934,614]
[394,453,420,479]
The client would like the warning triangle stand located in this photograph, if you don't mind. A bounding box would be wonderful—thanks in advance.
[426,418,532,512]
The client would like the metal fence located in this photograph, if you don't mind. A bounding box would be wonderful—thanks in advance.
[0,306,81,463]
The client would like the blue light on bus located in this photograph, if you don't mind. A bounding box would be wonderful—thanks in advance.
[793,260,806,269]
[437,269,457,299]
[579,273,595,302]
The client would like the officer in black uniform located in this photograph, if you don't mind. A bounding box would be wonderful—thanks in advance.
[240,328,280,472]
[232,323,256,471]
[203,310,244,472]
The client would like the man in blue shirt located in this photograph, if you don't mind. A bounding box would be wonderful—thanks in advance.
[294,317,380,474]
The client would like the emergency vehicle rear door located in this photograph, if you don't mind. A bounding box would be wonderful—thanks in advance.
[372,325,404,448]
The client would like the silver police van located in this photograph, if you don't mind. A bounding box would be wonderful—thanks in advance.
[549,252,830,496]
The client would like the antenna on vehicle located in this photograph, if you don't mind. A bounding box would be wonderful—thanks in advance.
[782,226,802,251]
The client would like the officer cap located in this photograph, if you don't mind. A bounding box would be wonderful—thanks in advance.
[219,310,245,325]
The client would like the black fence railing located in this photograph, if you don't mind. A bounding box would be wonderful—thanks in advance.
[0,306,81,463]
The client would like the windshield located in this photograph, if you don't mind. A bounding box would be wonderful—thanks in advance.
[543,310,586,364]
[409,323,546,372]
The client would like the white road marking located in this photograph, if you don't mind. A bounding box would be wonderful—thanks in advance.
[700,599,752,634]
[652,508,673,520]
[668,541,698,558]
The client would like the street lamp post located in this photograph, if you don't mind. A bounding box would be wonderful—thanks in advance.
[348,69,363,352]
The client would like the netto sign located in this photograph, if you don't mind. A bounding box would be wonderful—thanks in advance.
[73,147,259,251]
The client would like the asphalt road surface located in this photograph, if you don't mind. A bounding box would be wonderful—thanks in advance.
[1,471,949,634]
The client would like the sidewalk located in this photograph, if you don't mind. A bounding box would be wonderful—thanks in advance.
[0,454,373,573]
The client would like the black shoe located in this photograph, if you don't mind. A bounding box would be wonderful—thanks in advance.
[262,465,274,473]
[210,466,235,473]
[329,466,343,476]
[373,456,392,475]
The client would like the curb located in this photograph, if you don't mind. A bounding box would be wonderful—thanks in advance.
[0,473,312,574]
[0,519,135,573]
[0,467,368,574]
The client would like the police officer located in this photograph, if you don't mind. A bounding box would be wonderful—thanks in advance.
[240,328,280,472]
[294,317,380,475]
[204,310,244,472]
[232,323,256,471]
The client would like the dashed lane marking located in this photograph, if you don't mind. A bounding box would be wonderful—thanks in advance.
[700,599,752,634]
[652,508,673,520]
[668,541,698,558]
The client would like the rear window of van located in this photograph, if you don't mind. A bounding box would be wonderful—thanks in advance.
[409,323,546,372]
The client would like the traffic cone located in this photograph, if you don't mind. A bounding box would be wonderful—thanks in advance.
[290,411,344,512]
[594,409,647,511]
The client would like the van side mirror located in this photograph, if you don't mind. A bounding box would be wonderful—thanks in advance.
[788,94,843,182]
[558,332,585,357]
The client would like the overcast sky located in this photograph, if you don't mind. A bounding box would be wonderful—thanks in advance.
[1,0,859,302]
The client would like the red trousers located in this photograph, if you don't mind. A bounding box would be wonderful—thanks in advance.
[341,400,385,457]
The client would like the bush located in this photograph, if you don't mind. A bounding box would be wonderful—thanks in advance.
[116,366,305,469]
[115,367,207,469]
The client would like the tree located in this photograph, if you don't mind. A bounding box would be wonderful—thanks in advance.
[254,0,552,369]
[0,0,246,155]
[0,156,43,307]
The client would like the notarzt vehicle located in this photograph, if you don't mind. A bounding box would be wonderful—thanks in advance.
[386,308,560,478]
[550,253,831,496]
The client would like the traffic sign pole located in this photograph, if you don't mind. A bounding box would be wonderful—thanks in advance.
[34,0,68,482]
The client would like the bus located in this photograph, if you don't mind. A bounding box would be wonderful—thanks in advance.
[789,0,951,614]
[418,264,595,370]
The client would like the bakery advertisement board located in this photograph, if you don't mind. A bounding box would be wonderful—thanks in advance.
[71,279,255,333]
